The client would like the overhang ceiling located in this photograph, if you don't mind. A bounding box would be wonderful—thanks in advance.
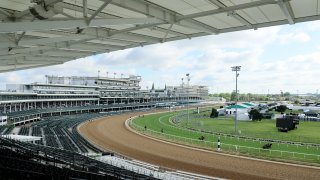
[0,0,319,72]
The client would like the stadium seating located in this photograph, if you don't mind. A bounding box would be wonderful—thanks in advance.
[0,137,153,179]
[28,113,105,153]
[31,126,43,145]
[0,126,6,135]
[18,126,30,136]
[42,127,60,148]
[2,126,14,135]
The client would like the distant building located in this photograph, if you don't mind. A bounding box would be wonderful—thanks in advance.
[224,103,258,121]
[0,75,207,117]
[150,82,208,99]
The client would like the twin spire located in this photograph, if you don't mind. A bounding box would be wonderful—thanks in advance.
[151,82,166,90]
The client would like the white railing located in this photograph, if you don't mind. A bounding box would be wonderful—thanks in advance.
[128,117,320,163]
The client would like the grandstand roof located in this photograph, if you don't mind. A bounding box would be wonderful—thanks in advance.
[0,0,319,72]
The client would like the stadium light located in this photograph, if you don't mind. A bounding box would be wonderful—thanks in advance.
[231,66,241,134]
[186,73,190,125]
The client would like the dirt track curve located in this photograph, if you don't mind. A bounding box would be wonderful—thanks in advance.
[79,110,320,180]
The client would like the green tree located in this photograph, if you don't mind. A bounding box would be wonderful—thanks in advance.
[218,93,231,101]
[230,91,236,101]
[248,109,262,121]
[210,108,219,118]
[284,92,290,97]
[275,105,288,114]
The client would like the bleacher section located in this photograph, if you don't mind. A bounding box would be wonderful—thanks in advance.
[43,127,59,148]
[31,126,43,145]
[2,126,13,135]
[0,107,169,179]
[18,127,29,136]
[53,127,79,152]
[28,113,105,153]
[0,137,155,180]
[5,103,155,126]
[0,126,6,135]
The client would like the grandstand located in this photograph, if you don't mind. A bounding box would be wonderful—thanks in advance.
[0,74,208,179]
[1,0,319,179]
[1,75,207,126]
[0,136,154,179]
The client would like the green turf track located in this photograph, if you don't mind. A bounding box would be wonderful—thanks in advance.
[131,111,320,165]
[178,114,320,144]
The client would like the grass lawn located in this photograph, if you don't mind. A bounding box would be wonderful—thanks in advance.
[178,115,320,144]
[131,112,320,164]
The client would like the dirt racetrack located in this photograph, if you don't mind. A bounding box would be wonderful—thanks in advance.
[79,110,320,180]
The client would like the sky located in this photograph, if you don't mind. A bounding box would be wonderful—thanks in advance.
[1,20,320,94]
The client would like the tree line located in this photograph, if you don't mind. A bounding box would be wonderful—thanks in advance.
[210,91,291,101]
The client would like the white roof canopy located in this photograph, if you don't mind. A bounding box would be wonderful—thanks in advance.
[0,0,319,72]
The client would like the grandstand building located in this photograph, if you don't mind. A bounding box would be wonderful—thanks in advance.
[0,73,209,179]
[0,74,207,126]
[150,83,208,99]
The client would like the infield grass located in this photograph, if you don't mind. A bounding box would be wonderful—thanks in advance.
[131,111,320,164]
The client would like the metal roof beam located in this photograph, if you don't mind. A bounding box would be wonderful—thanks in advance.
[43,49,94,56]
[110,0,218,34]
[1,56,69,64]
[177,0,279,21]
[87,0,112,24]
[58,2,116,18]
[69,43,122,51]
[0,27,157,56]
[0,8,11,17]
[13,0,63,19]
[161,23,173,43]
[0,35,92,49]
[0,17,163,33]
[83,0,88,19]
[0,28,141,50]
[0,54,76,60]
[61,2,185,38]
[277,0,295,24]
[219,14,320,34]
[208,0,253,29]
[0,62,63,73]
[0,38,94,56]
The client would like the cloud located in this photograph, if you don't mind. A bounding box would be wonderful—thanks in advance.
[279,31,310,44]
[306,20,320,31]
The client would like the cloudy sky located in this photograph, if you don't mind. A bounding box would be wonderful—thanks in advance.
[1,20,320,94]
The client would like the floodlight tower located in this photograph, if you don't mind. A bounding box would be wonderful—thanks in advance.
[98,70,100,78]
[231,66,241,134]
[186,73,190,125]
